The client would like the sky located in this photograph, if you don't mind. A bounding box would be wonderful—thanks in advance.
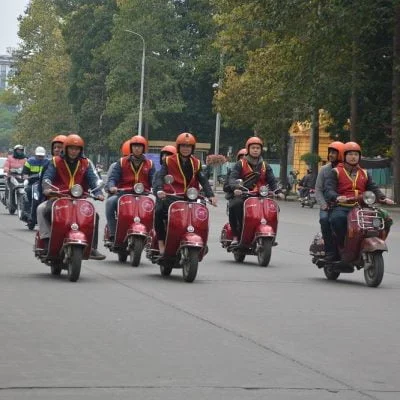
[0,0,30,55]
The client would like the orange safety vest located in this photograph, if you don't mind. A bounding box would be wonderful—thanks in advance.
[118,156,153,191]
[51,156,90,192]
[240,158,267,192]
[164,154,201,194]
[334,164,368,206]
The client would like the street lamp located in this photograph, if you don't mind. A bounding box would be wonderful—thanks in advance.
[212,83,222,190]
[125,29,145,136]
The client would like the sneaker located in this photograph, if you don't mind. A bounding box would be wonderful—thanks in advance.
[231,237,239,246]
[90,249,106,260]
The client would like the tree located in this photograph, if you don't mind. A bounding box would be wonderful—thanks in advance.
[10,0,76,146]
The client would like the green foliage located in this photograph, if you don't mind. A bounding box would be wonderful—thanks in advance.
[11,0,76,146]
[300,152,321,168]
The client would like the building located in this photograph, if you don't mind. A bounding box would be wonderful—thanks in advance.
[0,54,13,90]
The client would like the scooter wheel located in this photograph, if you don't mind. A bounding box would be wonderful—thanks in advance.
[364,252,384,287]
[324,266,340,280]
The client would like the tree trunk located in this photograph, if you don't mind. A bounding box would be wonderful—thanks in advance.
[279,130,290,187]
[310,105,319,175]
[350,40,358,142]
[392,5,400,203]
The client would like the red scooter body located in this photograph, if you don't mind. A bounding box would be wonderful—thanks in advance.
[104,193,154,266]
[220,194,279,267]
[147,196,210,282]
[34,196,96,282]
[164,200,209,258]
[310,194,390,287]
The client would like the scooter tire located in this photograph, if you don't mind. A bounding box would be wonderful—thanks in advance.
[233,251,246,262]
[324,266,340,280]
[130,237,145,267]
[257,237,273,267]
[118,251,128,263]
[68,246,83,282]
[364,252,384,287]
[51,263,62,276]
[182,247,199,283]
[17,195,24,220]
[160,262,173,277]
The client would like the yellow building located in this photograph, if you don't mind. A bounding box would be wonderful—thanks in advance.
[289,115,333,178]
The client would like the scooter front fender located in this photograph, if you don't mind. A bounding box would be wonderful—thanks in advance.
[254,224,276,239]
[180,233,204,249]
[126,223,149,238]
[361,236,388,253]
[63,230,89,247]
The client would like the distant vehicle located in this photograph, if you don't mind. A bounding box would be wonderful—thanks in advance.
[0,157,7,190]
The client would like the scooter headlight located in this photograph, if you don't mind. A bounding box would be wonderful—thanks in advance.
[187,187,199,200]
[134,216,141,223]
[71,223,79,231]
[372,218,382,228]
[71,184,83,198]
[363,191,376,205]
[134,183,144,194]
[259,185,269,197]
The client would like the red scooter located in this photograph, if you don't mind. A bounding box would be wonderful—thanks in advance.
[146,176,210,282]
[34,182,102,282]
[104,183,155,267]
[220,183,279,267]
[310,191,391,287]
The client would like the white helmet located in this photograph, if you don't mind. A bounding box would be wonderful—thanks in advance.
[35,146,46,156]
[14,144,24,150]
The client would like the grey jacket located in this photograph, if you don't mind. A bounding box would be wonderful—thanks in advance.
[315,163,333,208]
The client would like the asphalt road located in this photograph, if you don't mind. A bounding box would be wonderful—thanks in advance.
[1,195,400,400]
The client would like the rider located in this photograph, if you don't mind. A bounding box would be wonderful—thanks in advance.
[314,141,344,259]
[223,148,247,198]
[227,136,285,245]
[21,146,48,222]
[2,145,27,205]
[105,135,155,242]
[298,168,316,199]
[325,141,394,261]
[104,139,131,194]
[153,132,217,255]
[37,134,104,253]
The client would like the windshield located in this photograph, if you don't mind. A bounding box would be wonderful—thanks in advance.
[0,158,6,168]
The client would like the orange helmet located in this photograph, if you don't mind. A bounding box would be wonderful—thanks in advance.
[51,134,67,146]
[130,135,148,152]
[160,145,177,164]
[176,132,196,148]
[120,140,131,156]
[236,148,247,160]
[327,141,344,162]
[344,141,361,156]
[64,133,84,150]
[245,136,263,152]
[161,145,177,155]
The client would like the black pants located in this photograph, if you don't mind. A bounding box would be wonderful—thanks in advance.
[228,196,245,238]
[154,197,175,241]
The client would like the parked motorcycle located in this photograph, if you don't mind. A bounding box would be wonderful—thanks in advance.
[1,167,25,215]
[34,181,103,282]
[220,182,279,267]
[300,188,317,208]
[146,175,210,282]
[310,191,390,287]
[104,183,155,266]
